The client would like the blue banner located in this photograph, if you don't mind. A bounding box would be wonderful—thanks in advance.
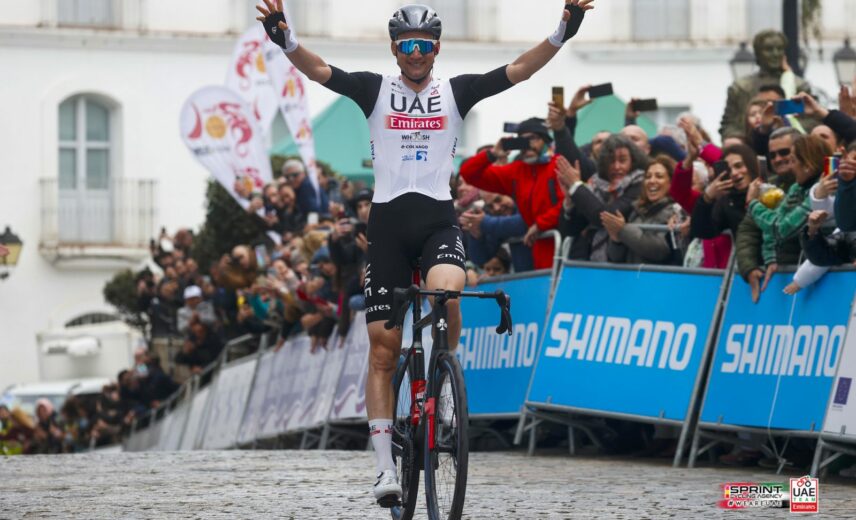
[527,265,723,421]
[457,272,552,416]
[700,271,856,431]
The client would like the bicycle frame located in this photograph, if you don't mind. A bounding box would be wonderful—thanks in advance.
[390,286,512,450]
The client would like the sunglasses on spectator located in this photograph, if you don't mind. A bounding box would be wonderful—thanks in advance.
[770,148,792,158]
[395,39,438,55]
[284,173,300,180]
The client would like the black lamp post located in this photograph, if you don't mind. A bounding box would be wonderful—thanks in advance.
[834,38,856,86]
[0,226,23,280]
[730,42,757,81]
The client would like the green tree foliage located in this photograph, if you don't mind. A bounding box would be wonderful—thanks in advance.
[103,269,146,330]
[191,180,266,273]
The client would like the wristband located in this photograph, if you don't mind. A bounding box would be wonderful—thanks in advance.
[263,12,299,53]
[548,4,586,47]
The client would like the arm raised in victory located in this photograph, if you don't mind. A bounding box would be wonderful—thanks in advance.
[256,0,332,84]
[505,0,595,84]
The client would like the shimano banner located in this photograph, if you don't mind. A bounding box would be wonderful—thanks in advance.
[458,271,551,417]
[527,264,723,421]
[700,271,856,431]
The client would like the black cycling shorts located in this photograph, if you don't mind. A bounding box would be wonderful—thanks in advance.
[364,193,466,324]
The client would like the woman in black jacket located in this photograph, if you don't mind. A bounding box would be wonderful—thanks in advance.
[690,144,759,241]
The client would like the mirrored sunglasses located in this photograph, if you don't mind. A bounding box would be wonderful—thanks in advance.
[396,39,437,55]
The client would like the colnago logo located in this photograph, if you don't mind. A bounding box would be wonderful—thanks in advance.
[386,114,447,131]
[544,313,698,371]
[458,323,538,370]
[720,324,846,377]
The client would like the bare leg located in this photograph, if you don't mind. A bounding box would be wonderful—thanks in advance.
[425,264,466,349]
[366,323,402,421]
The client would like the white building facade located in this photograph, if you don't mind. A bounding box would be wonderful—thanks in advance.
[0,0,853,388]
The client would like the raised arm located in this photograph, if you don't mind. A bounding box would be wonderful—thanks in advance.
[505,0,595,84]
[257,0,332,83]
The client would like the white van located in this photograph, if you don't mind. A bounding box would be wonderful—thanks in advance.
[1,377,111,417]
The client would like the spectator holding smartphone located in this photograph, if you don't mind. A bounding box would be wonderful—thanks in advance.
[737,126,801,302]
[742,135,831,299]
[800,145,856,270]
[690,144,759,257]
[459,117,566,269]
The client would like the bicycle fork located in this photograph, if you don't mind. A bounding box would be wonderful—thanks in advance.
[406,356,439,452]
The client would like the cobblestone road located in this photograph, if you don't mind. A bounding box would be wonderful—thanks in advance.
[2,450,854,519]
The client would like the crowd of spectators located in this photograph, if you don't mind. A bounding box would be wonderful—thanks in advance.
[0,379,143,455]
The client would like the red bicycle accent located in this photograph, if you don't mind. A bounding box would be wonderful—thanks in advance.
[425,397,436,450]
[410,379,426,426]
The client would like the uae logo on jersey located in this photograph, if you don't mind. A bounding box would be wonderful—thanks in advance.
[386,114,447,131]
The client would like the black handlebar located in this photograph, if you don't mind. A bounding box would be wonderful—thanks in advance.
[383,286,513,336]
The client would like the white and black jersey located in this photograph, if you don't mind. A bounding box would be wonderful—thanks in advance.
[322,65,514,323]
[323,65,513,202]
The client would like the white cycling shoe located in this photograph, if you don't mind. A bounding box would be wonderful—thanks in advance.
[374,469,402,507]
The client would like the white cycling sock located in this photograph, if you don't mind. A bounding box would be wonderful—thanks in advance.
[369,419,396,474]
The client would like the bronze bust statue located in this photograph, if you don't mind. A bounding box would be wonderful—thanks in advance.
[719,30,811,141]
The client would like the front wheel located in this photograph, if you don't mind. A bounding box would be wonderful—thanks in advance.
[390,351,419,520]
[423,352,469,520]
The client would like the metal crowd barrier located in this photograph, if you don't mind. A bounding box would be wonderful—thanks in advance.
[122,232,856,479]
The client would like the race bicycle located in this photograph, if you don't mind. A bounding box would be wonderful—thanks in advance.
[383,284,512,520]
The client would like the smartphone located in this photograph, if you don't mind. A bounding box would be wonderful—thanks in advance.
[552,86,565,107]
[631,98,658,112]
[774,99,805,116]
[307,212,319,226]
[823,154,841,178]
[757,156,768,182]
[587,83,614,99]
[501,137,530,151]
[713,160,730,180]
[503,122,519,133]
[355,222,368,236]
[254,244,267,269]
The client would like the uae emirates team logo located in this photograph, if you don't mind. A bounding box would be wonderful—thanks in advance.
[789,476,819,513]
[386,114,447,130]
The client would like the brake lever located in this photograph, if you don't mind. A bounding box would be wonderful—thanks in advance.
[494,291,513,335]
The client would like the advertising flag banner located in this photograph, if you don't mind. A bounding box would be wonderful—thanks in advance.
[262,39,320,195]
[180,85,274,213]
[226,25,279,135]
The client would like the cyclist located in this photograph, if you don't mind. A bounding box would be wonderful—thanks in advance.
[256,0,594,505]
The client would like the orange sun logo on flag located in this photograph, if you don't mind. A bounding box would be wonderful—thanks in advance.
[205,115,227,139]
[255,52,266,73]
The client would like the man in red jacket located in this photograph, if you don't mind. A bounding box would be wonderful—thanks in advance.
[459,118,565,269]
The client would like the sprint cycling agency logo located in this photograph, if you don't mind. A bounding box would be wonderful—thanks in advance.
[790,476,819,513]
[718,477,819,512]
[719,482,788,510]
